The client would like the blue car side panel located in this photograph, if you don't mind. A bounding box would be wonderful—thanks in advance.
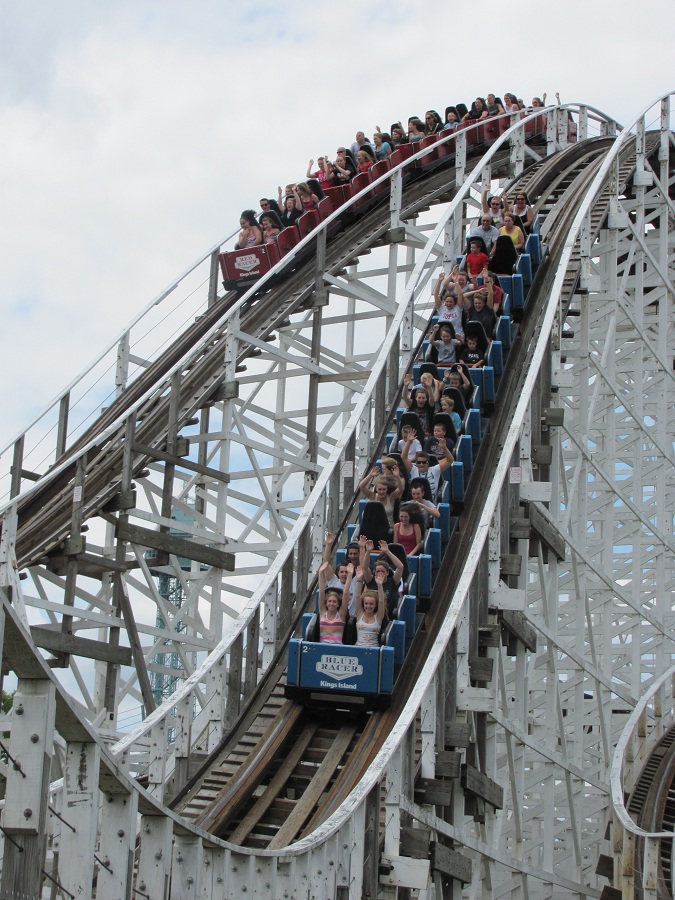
[299,643,383,694]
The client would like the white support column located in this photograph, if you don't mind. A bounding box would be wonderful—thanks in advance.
[420,680,436,779]
[170,833,202,899]
[546,108,557,156]
[137,814,173,900]
[199,846,227,900]
[510,124,525,175]
[172,694,193,793]
[275,855,298,900]
[389,167,402,228]
[383,745,402,858]
[205,654,226,754]
[642,836,659,900]
[557,107,568,150]
[147,721,168,801]
[0,677,56,900]
[380,748,401,900]
[454,132,466,185]
[347,803,366,900]
[310,497,326,586]
[0,505,28,628]
[308,844,330,899]
[355,403,371,482]
[261,582,278,670]
[115,331,131,394]
[97,789,138,900]
[55,740,100,898]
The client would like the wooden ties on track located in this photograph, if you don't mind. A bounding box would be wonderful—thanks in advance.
[173,135,660,857]
[191,703,365,849]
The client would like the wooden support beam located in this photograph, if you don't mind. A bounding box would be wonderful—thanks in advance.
[199,847,226,900]
[500,610,538,653]
[400,826,431,859]
[317,370,372,383]
[435,751,461,779]
[595,854,614,878]
[56,392,70,461]
[531,444,553,466]
[488,581,526,611]
[379,855,431,891]
[10,435,24,498]
[518,481,552,502]
[276,554,295,649]
[30,627,133,665]
[61,454,87,648]
[529,501,567,561]
[469,656,494,683]
[132,440,230,484]
[499,554,522,577]
[19,469,41,482]
[414,777,452,807]
[104,416,134,720]
[224,632,243,732]
[45,551,128,578]
[509,516,531,540]
[461,763,504,809]
[478,625,501,648]
[444,722,471,749]
[430,841,472,884]
[115,521,234,571]
[3,678,56,834]
[102,489,137,512]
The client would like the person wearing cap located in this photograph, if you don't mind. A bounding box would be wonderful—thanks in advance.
[401,434,454,501]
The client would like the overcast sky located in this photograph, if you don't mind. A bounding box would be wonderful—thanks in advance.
[0,0,672,455]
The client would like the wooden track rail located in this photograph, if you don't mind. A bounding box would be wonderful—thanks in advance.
[13,138,523,569]
[165,134,654,854]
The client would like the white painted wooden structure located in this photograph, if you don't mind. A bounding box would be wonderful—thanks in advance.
[0,94,672,898]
